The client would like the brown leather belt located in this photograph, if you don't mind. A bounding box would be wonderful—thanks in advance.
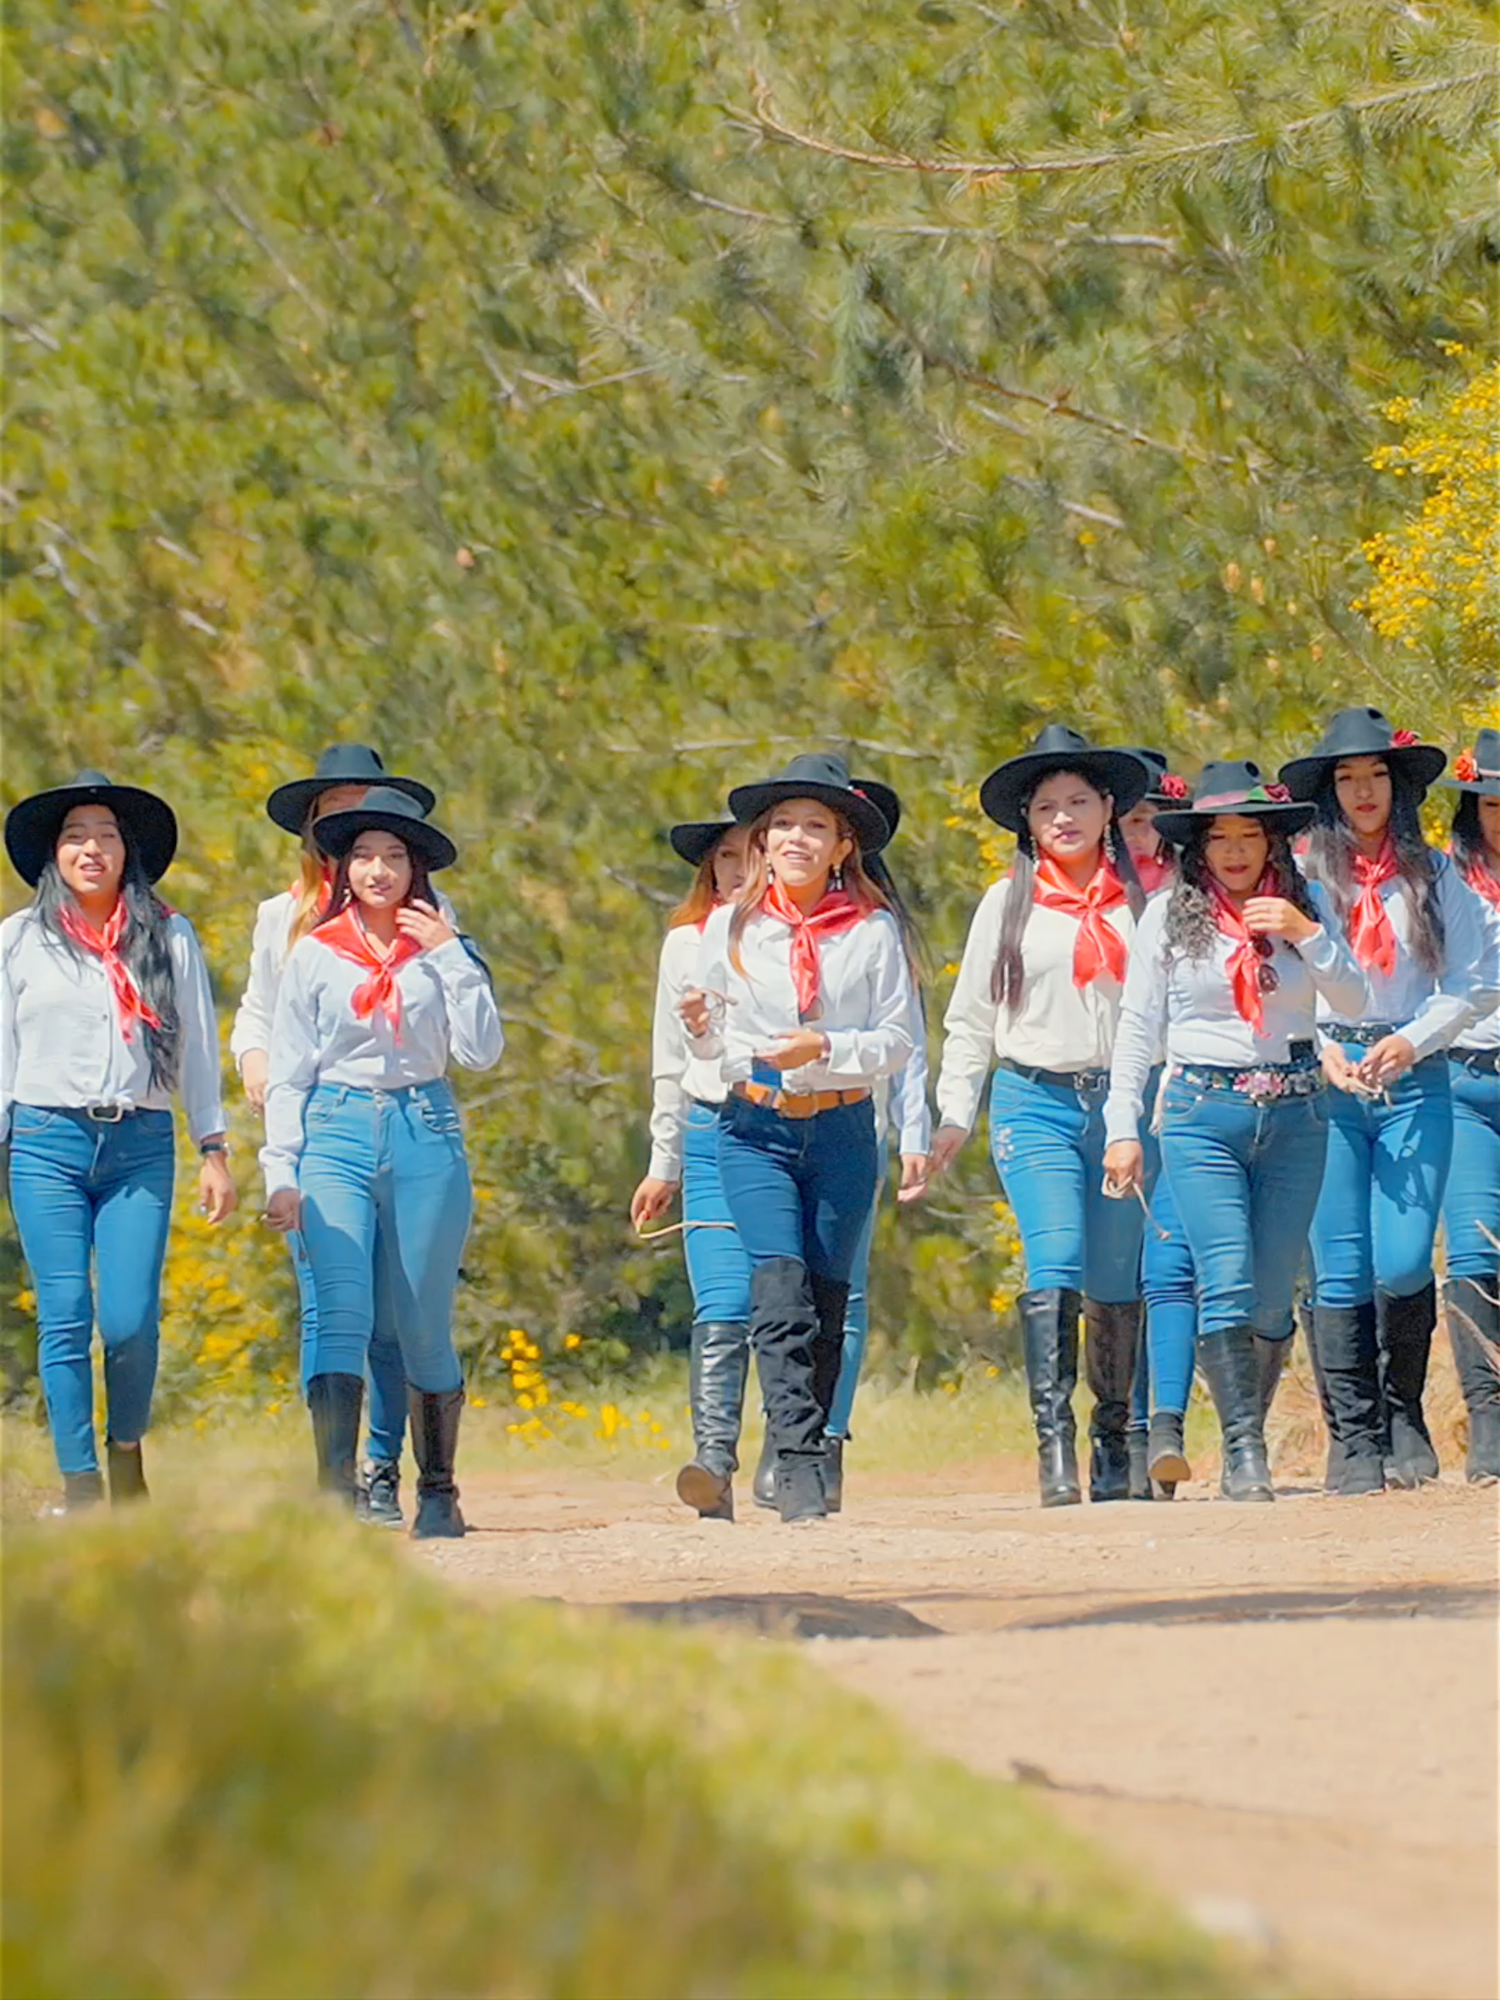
[733,1081,871,1120]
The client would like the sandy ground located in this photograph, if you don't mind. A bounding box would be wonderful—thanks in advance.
[420,1454,1498,2000]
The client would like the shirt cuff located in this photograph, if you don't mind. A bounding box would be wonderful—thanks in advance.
[1103,1096,1143,1148]
[647,1147,683,1184]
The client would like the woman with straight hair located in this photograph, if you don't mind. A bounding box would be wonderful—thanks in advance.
[261,788,502,1538]
[2,772,235,1508]
[681,754,915,1524]
[233,743,439,1528]
[931,726,1152,1507]
[1280,706,1492,1493]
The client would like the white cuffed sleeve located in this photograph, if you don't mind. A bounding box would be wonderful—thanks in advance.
[427,938,504,1071]
[1104,895,1168,1147]
[261,947,321,1196]
[170,916,227,1146]
[686,904,731,1062]
[647,935,690,1182]
[229,896,287,1066]
[1400,857,1489,1060]
[935,882,1005,1133]
[816,915,915,1081]
[888,989,933,1155]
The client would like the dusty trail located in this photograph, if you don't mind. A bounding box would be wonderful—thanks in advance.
[422,1459,1498,2000]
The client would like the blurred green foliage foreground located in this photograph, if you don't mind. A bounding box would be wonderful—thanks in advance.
[2,1508,1268,2000]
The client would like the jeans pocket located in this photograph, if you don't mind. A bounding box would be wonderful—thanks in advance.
[10,1106,57,1139]
[1161,1084,1203,1121]
[416,1091,462,1138]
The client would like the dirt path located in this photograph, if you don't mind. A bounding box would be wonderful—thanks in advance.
[422,1459,1498,2000]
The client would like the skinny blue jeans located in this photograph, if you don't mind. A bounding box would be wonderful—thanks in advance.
[1141,1142,1199,1416]
[681,1100,753,1322]
[290,1229,410,1461]
[717,1093,878,1282]
[298,1081,471,1393]
[8,1105,175,1477]
[1309,1049,1453,1306]
[828,1135,889,1439]
[988,1066,1143,1304]
[1160,1078,1329,1337]
[1442,1055,1500,1280]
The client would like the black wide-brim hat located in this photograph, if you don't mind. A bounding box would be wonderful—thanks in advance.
[670,817,739,867]
[1278,706,1446,802]
[5,771,178,887]
[728,753,892,853]
[1120,745,1188,808]
[1444,728,1500,799]
[980,726,1152,833]
[266,744,436,834]
[314,786,457,871]
[1153,759,1316,844]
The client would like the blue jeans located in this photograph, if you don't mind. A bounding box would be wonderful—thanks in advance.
[298,1081,471,1393]
[989,1066,1143,1303]
[681,1101,752,1322]
[1142,1147,1198,1415]
[1160,1078,1329,1337]
[8,1105,175,1477]
[828,1136,889,1438]
[1309,1050,1453,1306]
[717,1093,878,1281]
[290,1228,410,1461]
[1443,1057,1500,1280]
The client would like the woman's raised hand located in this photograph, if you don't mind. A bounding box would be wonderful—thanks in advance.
[679,988,712,1038]
[395,899,458,951]
[1243,897,1319,945]
[755,1029,828,1072]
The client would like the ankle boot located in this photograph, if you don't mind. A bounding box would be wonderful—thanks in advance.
[676,1320,750,1519]
[752,1425,777,1509]
[1445,1275,1500,1485]
[1253,1335,1290,1425]
[1147,1410,1190,1493]
[408,1386,466,1539]
[1127,1427,1154,1500]
[308,1372,365,1506]
[358,1457,403,1528]
[1198,1325,1274,1502]
[1018,1288,1081,1507]
[1084,1298,1139,1502]
[822,1433,845,1514]
[1379,1284,1440,1488]
[1301,1295,1344,1492]
[106,1439,149,1505]
[1314,1301,1384,1495]
[61,1470,105,1512]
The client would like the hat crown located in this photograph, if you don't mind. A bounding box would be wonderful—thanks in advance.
[348,785,425,823]
[311,744,389,782]
[1474,727,1500,773]
[1313,706,1402,757]
[1192,758,1270,803]
[1025,724,1093,760]
[766,752,856,791]
[68,770,114,790]
[1122,746,1168,775]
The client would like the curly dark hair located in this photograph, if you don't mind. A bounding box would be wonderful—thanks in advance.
[1163,823,1318,963]
[1302,762,1444,976]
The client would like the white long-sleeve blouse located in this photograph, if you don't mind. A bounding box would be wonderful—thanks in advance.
[0,906,226,1145]
[261,931,502,1193]
[1452,880,1500,1053]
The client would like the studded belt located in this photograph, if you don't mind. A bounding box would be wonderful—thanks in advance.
[1171,1062,1324,1106]
[1323,1022,1397,1047]
[998,1059,1110,1095]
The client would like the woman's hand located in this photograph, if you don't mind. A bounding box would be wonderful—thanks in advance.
[262,1188,302,1234]
[1243,897,1319,946]
[756,1029,829,1071]
[679,988,712,1038]
[928,1124,968,1176]
[895,1153,930,1205]
[239,1049,269,1115]
[1103,1140,1144,1195]
[1321,1042,1364,1093]
[198,1150,238,1224]
[1359,1033,1417,1091]
[630,1175,678,1232]
[395,899,458,952]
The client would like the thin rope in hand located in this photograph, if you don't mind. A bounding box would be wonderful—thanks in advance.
[634,1220,739,1241]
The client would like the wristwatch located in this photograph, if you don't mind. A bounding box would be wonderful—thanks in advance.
[200,1138,230,1159]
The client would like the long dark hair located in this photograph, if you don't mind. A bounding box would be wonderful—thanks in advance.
[990,771,1144,1010]
[864,849,927,984]
[1451,794,1498,888]
[34,839,182,1090]
[1303,762,1444,976]
[1163,823,1318,962]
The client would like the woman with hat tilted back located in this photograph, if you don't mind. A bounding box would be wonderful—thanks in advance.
[233,744,446,1530]
[260,789,502,1537]
[930,727,1151,1507]
[1280,706,1494,1494]
[1102,763,1367,1501]
[680,754,915,1524]
[1,773,236,1510]
[1437,729,1500,1483]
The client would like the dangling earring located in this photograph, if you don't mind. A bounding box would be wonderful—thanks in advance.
[831,863,846,892]
[1103,822,1118,864]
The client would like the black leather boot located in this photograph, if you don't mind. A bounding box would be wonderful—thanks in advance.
[358,1458,403,1528]
[1300,1294,1343,1492]
[1314,1302,1384,1495]
[308,1372,365,1507]
[822,1433,845,1514]
[1198,1325,1274,1502]
[1127,1428,1154,1501]
[1147,1410,1189,1494]
[676,1320,750,1520]
[1253,1335,1290,1424]
[1018,1287,1081,1507]
[749,1257,828,1523]
[62,1471,105,1512]
[106,1439,149,1505]
[776,1452,827,1524]
[1445,1276,1500,1485]
[809,1273,851,1513]
[408,1386,467,1539]
[752,1427,777,1509]
[1379,1283,1440,1488]
[1084,1298,1139,1502]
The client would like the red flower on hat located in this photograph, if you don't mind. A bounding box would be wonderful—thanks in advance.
[1454,751,1479,782]
[1158,773,1189,799]
[1265,782,1293,802]
[1391,728,1419,748]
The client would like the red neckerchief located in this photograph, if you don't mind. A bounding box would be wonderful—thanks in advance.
[1206,871,1273,1036]
[1464,856,1500,911]
[313,907,423,1037]
[56,899,162,1040]
[1133,849,1175,895]
[762,878,866,1018]
[1032,855,1129,988]
[1349,838,1400,976]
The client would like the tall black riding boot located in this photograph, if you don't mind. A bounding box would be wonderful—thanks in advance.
[408,1386,467,1539]
[1445,1276,1500,1485]
[809,1272,851,1514]
[1084,1299,1139,1502]
[676,1320,750,1520]
[1018,1287,1081,1507]
[1379,1283,1440,1488]
[308,1372,365,1507]
[1147,1410,1189,1494]
[1313,1302,1383,1495]
[1300,1294,1343,1492]
[750,1257,827,1523]
[1253,1335,1290,1424]
[106,1438,150,1505]
[752,1426,777,1510]
[1198,1325,1274,1502]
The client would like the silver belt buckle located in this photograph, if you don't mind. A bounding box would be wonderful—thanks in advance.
[86,1103,126,1123]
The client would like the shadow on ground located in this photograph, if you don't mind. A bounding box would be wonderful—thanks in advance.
[1011,1580,1499,1630]
[613,1593,943,1640]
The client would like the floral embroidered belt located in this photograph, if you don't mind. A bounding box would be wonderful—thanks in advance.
[1171,1061,1324,1105]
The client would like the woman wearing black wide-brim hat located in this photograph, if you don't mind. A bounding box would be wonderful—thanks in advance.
[931,726,1152,1508]
[1279,706,1493,1494]
[1117,748,1190,898]
[678,753,917,1524]
[1101,761,1367,1501]
[259,788,502,1538]
[1437,728,1500,1483]
[232,743,447,1531]
[2,772,236,1512]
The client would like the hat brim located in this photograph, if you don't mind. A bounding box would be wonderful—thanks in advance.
[4,782,178,888]
[669,820,738,867]
[725,780,890,853]
[855,779,900,852]
[1153,800,1316,845]
[979,749,1151,833]
[1443,773,1500,800]
[1279,744,1447,803]
[314,807,456,871]
[266,773,436,835]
